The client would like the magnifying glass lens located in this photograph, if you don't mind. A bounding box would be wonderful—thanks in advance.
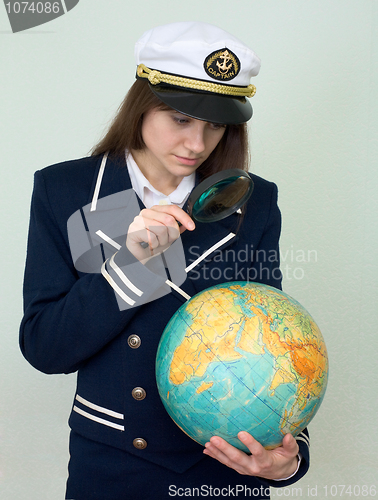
[189,171,253,223]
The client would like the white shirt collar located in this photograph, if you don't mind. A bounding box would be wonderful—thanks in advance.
[126,151,195,209]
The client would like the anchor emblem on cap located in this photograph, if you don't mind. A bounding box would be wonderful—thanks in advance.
[216,50,233,75]
[204,47,240,82]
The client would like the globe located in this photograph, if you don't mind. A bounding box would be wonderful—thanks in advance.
[156,281,328,452]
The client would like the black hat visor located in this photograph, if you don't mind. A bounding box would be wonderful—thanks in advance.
[149,84,252,125]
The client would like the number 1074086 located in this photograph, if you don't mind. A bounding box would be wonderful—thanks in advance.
[5,2,61,14]
[323,485,376,497]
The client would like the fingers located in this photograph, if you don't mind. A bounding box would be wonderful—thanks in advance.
[281,433,299,455]
[203,436,251,475]
[148,205,195,232]
[142,217,178,250]
[135,208,184,248]
[239,432,298,459]
[126,205,195,261]
[203,433,300,479]
[236,432,274,474]
[237,431,267,456]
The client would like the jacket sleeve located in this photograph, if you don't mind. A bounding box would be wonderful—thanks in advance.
[19,170,166,375]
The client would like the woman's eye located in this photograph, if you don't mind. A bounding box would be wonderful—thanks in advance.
[209,122,226,130]
[172,115,190,125]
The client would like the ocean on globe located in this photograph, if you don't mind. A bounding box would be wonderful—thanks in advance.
[155,282,328,452]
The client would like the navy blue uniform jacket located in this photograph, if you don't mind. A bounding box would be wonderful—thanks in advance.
[20,153,309,485]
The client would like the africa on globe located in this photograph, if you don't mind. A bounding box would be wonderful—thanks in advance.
[155,282,328,452]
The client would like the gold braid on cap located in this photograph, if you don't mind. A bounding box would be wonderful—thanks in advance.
[137,64,256,98]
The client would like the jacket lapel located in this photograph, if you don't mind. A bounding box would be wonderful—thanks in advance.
[179,213,241,298]
[88,153,132,204]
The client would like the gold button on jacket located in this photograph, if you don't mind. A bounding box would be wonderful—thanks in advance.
[133,438,147,450]
[127,334,141,349]
[132,387,146,400]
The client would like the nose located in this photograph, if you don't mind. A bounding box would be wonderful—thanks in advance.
[184,122,206,154]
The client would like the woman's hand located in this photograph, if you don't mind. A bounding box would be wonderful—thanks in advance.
[126,204,195,262]
[203,432,299,479]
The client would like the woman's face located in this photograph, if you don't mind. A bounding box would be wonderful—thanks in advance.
[133,107,226,190]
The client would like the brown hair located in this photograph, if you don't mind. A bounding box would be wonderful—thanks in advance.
[91,80,249,181]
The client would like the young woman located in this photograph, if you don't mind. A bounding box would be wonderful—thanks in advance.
[20,22,310,499]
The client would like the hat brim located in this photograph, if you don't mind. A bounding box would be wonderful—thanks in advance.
[149,84,252,125]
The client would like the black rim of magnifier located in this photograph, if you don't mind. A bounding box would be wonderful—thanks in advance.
[187,168,254,223]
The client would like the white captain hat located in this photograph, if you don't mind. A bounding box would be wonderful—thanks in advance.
[134,21,261,124]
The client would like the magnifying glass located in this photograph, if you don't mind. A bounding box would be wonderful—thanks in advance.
[140,169,253,248]
[186,168,253,223]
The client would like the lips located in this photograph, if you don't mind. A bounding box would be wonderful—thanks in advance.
[174,155,201,166]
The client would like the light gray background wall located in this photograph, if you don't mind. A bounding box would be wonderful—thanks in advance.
[1,1,377,498]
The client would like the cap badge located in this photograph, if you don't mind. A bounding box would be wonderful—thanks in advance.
[204,48,240,82]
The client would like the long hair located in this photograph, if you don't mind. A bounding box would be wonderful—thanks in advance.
[91,80,249,181]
